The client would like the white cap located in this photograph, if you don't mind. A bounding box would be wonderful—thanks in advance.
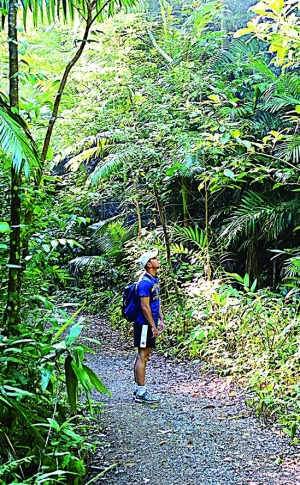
[139,249,158,269]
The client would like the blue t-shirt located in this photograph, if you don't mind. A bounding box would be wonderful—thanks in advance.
[135,273,160,325]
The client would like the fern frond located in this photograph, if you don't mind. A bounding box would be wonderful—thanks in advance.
[170,242,190,255]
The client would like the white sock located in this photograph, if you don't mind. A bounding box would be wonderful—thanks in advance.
[136,385,146,396]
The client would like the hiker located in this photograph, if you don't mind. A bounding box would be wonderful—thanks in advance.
[133,249,164,403]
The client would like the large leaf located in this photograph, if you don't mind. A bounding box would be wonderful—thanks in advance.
[0,97,41,179]
[0,0,138,26]
[65,355,78,413]
[82,364,111,396]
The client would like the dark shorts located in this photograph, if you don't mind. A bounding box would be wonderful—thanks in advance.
[134,322,156,348]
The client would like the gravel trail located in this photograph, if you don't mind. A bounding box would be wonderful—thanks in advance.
[84,318,300,485]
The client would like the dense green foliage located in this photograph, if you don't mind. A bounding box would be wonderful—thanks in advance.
[2,0,300,482]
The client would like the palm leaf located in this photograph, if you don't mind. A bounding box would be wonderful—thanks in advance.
[263,74,300,113]
[277,136,300,164]
[87,153,125,186]
[65,147,104,172]
[0,97,41,179]
[173,224,207,248]
[220,191,300,246]
[89,214,123,232]
[68,255,108,274]
[1,0,137,27]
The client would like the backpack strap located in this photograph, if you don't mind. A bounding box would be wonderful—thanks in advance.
[136,272,156,299]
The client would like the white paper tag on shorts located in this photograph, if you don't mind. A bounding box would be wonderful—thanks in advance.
[140,325,148,348]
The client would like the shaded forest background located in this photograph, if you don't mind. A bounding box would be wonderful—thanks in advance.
[1,0,300,483]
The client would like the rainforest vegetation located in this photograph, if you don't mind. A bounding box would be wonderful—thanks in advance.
[1,0,300,482]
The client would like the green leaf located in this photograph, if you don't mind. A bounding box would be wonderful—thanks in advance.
[230,129,241,138]
[47,418,60,432]
[65,323,83,347]
[0,97,41,179]
[224,169,235,180]
[0,222,10,233]
[228,272,244,283]
[71,360,91,393]
[52,303,86,342]
[250,279,257,292]
[65,355,78,414]
[40,366,53,392]
[82,364,111,396]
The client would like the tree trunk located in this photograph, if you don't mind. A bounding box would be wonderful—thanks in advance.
[182,176,189,228]
[204,159,212,281]
[153,185,172,269]
[134,198,142,237]
[246,240,260,287]
[4,0,21,329]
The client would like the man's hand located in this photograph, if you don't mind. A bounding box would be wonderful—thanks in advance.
[159,318,164,334]
[151,326,159,338]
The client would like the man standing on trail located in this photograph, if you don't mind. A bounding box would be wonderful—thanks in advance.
[133,249,164,404]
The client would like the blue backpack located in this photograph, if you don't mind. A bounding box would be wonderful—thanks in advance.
[122,282,139,322]
[122,274,153,322]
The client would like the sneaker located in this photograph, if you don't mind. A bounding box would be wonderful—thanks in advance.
[135,391,160,404]
[132,389,137,399]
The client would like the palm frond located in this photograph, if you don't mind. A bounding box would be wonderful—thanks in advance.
[65,147,104,172]
[263,74,300,113]
[54,134,113,170]
[0,97,41,178]
[1,0,138,27]
[207,38,269,74]
[277,136,300,164]
[173,224,207,248]
[87,153,125,186]
[68,255,107,274]
[89,215,123,233]
[92,220,137,256]
[87,144,156,186]
[220,191,300,246]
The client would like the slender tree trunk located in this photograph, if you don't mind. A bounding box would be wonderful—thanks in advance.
[153,184,172,269]
[41,8,94,165]
[23,1,103,259]
[203,156,212,281]
[134,198,142,237]
[246,240,260,287]
[181,176,189,228]
[153,185,181,301]
[4,0,21,328]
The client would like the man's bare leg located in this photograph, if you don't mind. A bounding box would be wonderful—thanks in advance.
[134,347,151,386]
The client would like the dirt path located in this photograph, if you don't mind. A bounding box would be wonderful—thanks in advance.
[84,318,300,485]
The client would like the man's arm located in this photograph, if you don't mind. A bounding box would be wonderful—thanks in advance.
[159,305,164,333]
[140,296,158,338]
